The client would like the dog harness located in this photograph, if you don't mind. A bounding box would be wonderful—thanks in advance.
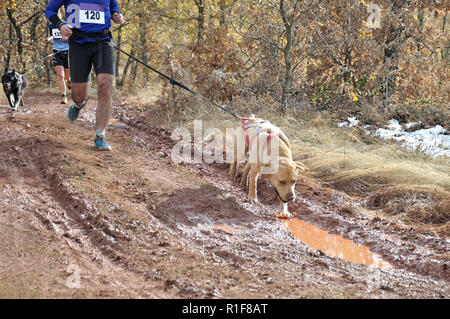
[240,118,282,161]
[240,117,269,146]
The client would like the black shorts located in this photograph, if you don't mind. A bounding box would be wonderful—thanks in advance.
[52,50,69,69]
[69,39,115,83]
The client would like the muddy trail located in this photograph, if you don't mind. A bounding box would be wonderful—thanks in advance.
[0,92,448,298]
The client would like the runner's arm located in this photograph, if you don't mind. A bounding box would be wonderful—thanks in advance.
[110,0,121,15]
[45,0,67,29]
[111,0,124,25]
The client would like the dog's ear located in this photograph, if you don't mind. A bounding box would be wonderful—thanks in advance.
[295,161,308,172]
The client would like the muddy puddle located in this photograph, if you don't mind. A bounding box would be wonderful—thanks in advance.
[284,218,393,269]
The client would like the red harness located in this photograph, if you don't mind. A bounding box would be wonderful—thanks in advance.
[240,117,252,145]
[240,118,274,146]
[240,118,279,157]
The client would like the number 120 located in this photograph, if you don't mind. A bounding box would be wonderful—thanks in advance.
[85,10,100,20]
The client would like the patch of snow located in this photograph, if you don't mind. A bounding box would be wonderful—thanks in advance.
[386,119,403,131]
[348,117,360,128]
[405,122,420,129]
[337,117,359,128]
[375,122,449,158]
[337,117,449,158]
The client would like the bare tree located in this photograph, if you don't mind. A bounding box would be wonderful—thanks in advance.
[193,0,206,41]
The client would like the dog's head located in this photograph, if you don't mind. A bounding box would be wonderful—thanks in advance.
[268,158,298,203]
[2,69,20,93]
[268,159,307,203]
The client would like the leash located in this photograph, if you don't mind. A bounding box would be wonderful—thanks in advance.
[21,50,62,76]
[113,45,242,120]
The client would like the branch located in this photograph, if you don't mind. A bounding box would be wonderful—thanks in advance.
[412,35,436,56]
[18,9,44,27]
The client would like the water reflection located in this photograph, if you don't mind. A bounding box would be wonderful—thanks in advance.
[284,218,393,269]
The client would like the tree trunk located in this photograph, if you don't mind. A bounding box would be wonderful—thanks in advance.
[117,48,136,90]
[443,12,447,34]
[219,0,227,28]
[279,0,294,114]
[6,8,26,70]
[138,15,149,84]
[381,1,412,108]
[5,24,13,71]
[194,0,206,41]
[45,26,52,87]
[218,0,237,29]
[131,62,138,83]
[29,14,43,78]
[6,9,44,71]
[115,27,122,87]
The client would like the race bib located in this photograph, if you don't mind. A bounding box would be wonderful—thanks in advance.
[79,3,105,24]
[52,28,62,39]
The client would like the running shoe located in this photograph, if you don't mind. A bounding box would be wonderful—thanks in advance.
[68,98,88,121]
[94,134,112,151]
[61,94,68,104]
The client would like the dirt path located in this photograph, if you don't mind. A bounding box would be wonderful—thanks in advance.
[0,92,448,298]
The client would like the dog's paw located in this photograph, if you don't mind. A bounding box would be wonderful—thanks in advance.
[276,211,292,219]
[248,195,258,203]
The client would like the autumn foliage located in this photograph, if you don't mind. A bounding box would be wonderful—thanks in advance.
[0,0,448,124]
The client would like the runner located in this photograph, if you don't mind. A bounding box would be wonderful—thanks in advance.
[44,9,71,104]
[45,0,125,151]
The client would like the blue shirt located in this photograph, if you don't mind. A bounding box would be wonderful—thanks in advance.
[49,22,70,51]
[45,0,120,44]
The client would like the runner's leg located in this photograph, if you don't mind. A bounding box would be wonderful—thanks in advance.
[93,39,115,133]
[68,42,92,106]
[71,82,88,104]
[64,68,71,89]
[95,73,114,131]
[55,65,66,96]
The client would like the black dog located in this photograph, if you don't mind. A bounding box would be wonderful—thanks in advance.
[2,69,27,110]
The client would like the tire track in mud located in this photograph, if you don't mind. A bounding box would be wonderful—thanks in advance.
[0,128,170,297]
[1,135,120,256]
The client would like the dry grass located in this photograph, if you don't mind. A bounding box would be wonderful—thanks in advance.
[267,110,448,229]
[366,185,449,224]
